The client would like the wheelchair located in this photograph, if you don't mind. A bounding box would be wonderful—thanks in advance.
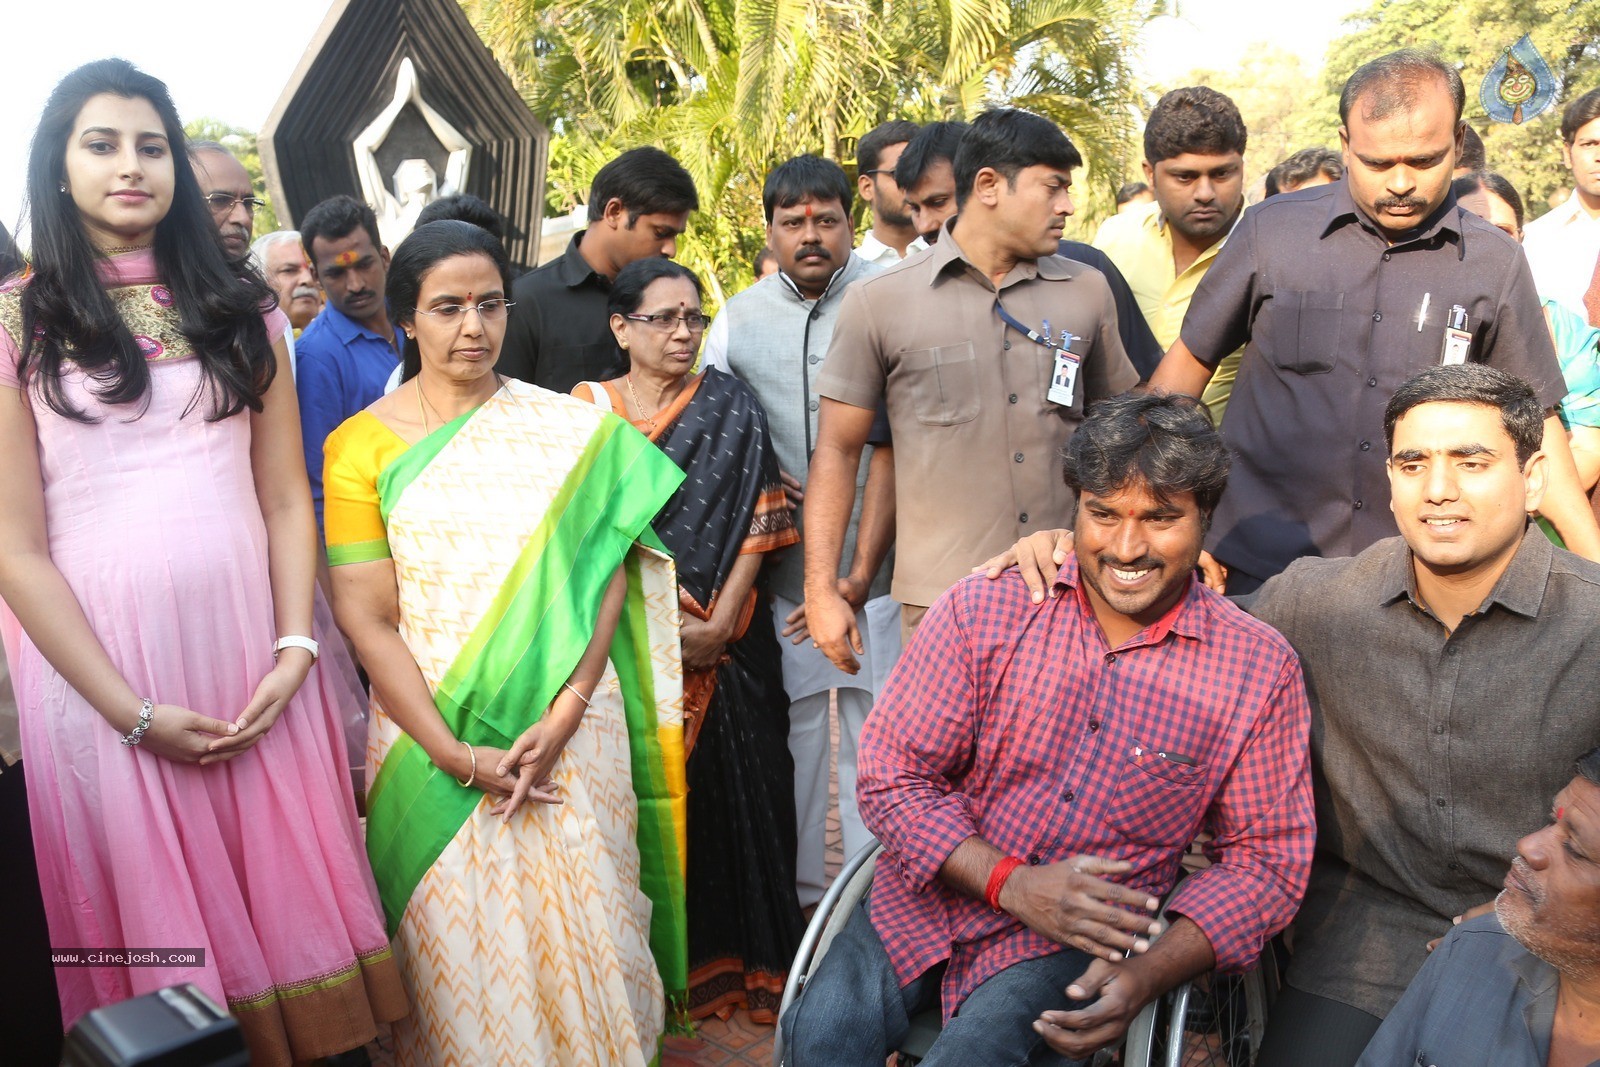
[772,843,1278,1067]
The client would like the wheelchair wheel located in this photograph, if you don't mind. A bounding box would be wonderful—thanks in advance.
[1143,948,1278,1067]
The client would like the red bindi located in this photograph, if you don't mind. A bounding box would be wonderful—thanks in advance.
[1557,805,1566,821]
[803,202,813,218]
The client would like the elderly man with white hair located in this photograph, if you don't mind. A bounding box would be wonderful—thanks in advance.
[250,230,324,377]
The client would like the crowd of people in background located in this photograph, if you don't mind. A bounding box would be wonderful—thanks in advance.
[1,41,1599,1067]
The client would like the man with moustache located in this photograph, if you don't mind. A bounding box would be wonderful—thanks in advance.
[189,141,260,265]
[294,195,399,534]
[1356,747,1600,1067]
[854,120,924,265]
[252,231,322,334]
[1148,49,1600,592]
[803,108,1139,664]
[895,121,1160,377]
[781,393,1314,1065]
[1093,87,1249,423]
[701,155,901,908]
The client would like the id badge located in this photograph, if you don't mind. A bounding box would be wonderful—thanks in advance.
[1048,343,1081,408]
[1440,305,1472,366]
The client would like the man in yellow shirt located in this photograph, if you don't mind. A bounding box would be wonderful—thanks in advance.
[1094,87,1247,425]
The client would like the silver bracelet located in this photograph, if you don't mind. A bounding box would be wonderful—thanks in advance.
[457,740,476,788]
[562,681,593,709]
[121,698,154,747]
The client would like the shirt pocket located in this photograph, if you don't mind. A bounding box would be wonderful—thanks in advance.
[900,343,981,426]
[1269,290,1344,375]
[1103,742,1207,849]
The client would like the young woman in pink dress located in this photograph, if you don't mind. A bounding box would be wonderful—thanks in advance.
[0,59,406,1065]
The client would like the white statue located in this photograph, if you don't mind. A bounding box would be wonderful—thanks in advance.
[353,58,472,249]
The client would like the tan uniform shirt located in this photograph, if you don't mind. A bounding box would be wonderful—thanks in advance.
[817,226,1139,607]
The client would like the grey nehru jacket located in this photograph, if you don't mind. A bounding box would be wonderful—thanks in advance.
[1248,527,1600,1019]
[717,254,891,604]
[1182,180,1563,581]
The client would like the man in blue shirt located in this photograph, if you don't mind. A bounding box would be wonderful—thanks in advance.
[296,195,400,532]
[1357,746,1600,1067]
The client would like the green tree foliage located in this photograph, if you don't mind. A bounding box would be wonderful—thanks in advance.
[1321,0,1600,221]
[183,119,283,236]
[462,0,1148,301]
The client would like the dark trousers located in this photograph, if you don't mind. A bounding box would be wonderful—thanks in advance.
[0,761,65,1065]
[1256,985,1382,1067]
[781,900,1096,1066]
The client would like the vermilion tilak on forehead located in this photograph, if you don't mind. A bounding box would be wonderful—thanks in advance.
[334,250,360,268]
[804,202,813,218]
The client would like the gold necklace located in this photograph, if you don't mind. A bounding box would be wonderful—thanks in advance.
[415,377,434,434]
[417,373,504,434]
[625,374,659,432]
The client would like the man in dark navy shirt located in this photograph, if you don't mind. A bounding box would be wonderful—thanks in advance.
[1148,49,1600,589]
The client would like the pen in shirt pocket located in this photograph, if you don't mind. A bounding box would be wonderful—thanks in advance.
[1133,744,1198,766]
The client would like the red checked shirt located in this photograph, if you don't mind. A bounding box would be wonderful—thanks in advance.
[857,560,1314,1019]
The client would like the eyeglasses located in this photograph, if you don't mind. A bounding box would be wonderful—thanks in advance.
[204,192,267,215]
[624,312,710,332]
[413,299,515,323]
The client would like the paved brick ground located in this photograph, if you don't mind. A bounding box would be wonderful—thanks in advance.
[662,700,845,1067]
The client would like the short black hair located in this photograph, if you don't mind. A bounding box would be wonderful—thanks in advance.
[953,108,1083,210]
[1265,147,1343,197]
[1114,181,1150,206]
[300,194,383,262]
[1560,87,1600,145]
[1383,364,1545,465]
[857,120,920,175]
[587,146,699,224]
[1579,746,1600,788]
[1143,87,1247,165]
[1451,170,1526,232]
[415,193,505,242]
[762,155,853,224]
[1062,393,1230,527]
[753,247,778,276]
[1340,48,1466,126]
[893,121,970,189]
[1458,124,1486,171]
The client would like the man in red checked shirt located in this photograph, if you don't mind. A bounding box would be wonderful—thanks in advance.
[779,393,1315,1065]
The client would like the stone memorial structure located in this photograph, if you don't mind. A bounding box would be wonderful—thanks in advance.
[261,0,548,268]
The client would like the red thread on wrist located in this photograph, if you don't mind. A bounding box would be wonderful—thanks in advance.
[985,856,1025,912]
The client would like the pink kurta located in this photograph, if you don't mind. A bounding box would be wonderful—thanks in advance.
[0,252,405,1065]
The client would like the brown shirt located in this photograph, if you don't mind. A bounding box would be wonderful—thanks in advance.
[816,224,1138,606]
[1248,528,1600,1018]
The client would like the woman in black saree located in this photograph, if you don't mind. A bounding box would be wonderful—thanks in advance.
[574,257,807,1024]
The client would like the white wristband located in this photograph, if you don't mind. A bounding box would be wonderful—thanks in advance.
[273,635,319,662]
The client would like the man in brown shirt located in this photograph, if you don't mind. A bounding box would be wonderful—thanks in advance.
[804,108,1138,666]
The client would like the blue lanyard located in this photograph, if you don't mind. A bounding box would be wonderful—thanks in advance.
[994,298,1073,353]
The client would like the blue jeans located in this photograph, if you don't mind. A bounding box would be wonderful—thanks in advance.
[781,900,1097,1066]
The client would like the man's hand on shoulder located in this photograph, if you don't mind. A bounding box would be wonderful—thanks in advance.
[971,529,1229,598]
[973,529,1073,602]
[998,855,1161,961]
